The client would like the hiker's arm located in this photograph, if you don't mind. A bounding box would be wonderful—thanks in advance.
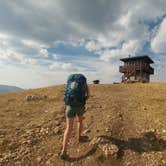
[85,84,90,99]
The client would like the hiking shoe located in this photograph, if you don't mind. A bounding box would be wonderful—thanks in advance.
[60,151,68,160]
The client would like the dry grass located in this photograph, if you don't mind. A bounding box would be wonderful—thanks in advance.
[0,82,166,166]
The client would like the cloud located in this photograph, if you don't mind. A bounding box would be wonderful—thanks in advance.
[49,62,73,71]
[23,58,38,65]
[85,40,102,52]
[151,18,166,53]
[52,53,59,59]
[1,0,165,44]
[39,48,49,58]
[0,0,166,88]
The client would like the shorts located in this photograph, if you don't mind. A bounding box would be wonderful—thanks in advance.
[66,105,86,118]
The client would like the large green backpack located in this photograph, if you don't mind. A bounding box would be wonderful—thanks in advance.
[64,74,87,106]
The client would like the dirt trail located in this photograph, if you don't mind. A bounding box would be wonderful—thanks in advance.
[88,85,143,166]
[61,84,166,166]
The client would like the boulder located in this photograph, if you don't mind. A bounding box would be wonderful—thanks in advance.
[25,95,32,101]
[25,95,48,101]
[99,143,119,157]
[90,136,119,157]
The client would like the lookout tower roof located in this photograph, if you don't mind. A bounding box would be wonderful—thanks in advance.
[120,55,154,64]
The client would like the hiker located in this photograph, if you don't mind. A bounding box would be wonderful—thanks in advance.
[60,73,90,159]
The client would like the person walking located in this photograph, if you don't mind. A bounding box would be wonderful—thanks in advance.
[60,73,90,159]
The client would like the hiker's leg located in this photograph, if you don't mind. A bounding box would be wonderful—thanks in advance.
[77,115,83,140]
[62,118,74,152]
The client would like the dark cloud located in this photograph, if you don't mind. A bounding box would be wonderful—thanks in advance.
[0,0,166,87]
[0,0,165,43]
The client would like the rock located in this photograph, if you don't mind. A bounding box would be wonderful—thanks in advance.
[45,128,49,134]
[8,142,19,151]
[162,129,166,133]
[90,136,119,157]
[26,130,33,135]
[105,128,111,132]
[90,137,103,146]
[27,140,32,144]
[100,143,119,157]
[22,148,30,155]
[118,113,123,118]
[143,107,147,110]
[25,95,32,101]
[9,153,16,159]
[40,128,45,133]
[46,160,51,165]
[25,95,47,101]
[125,161,131,166]
[21,140,27,144]
[162,160,166,164]
[83,129,91,134]
[37,156,42,163]
[14,161,22,165]
[15,127,20,131]
[16,113,21,116]
[0,129,7,135]
[55,121,61,126]
[47,153,54,157]
[54,127,61,135]
[53,153,59,157]
[107,115,111,118]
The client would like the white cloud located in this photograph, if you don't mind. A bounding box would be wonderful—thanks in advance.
[49,62,73,71]
[23,58,38,65]
[85,40,101,52]
[52,53,59,59]
[22,39,49,57]
[0,65,71,88]
[61,63,72,70]
[98,40,141,61]
[151,18,166,53]
[0,0,166,88]
[39,48,48,57]
[0,38,25,63]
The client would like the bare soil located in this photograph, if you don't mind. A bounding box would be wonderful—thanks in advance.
[0,83,166,166]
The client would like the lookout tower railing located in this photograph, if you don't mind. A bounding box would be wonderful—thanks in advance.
[119,64,154,74]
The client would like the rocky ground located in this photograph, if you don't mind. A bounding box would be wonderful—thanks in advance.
[0,83,166,166]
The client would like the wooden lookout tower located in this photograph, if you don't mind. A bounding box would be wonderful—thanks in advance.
[119,55,154,83]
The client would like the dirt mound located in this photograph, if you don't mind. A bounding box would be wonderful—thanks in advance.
[0,83,166,166]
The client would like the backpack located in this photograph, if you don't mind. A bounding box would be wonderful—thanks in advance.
[64,74,87,106]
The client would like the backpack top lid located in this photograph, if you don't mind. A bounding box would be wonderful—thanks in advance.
[64,74,87,105]
[67,73,87,84]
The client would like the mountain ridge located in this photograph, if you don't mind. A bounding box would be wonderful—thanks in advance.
[0,84,23,93]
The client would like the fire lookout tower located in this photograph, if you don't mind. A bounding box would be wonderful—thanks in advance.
[119,55,154,83]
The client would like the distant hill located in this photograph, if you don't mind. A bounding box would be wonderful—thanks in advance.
[0,84,23,93]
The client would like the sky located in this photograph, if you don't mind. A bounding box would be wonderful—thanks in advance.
[0,0,166,89]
